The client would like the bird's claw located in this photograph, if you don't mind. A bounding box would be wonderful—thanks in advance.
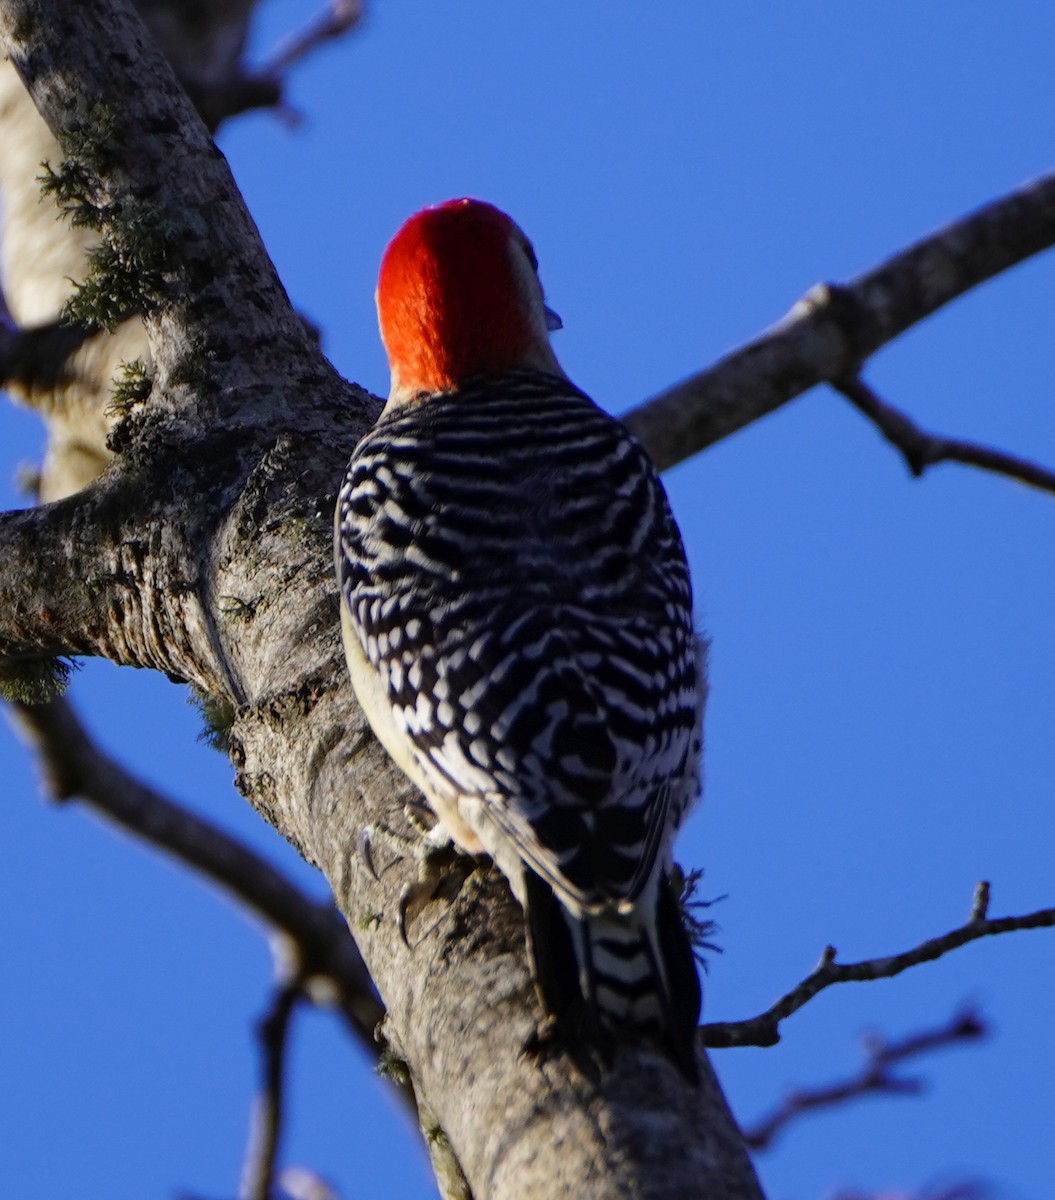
[358,802,439,880]
[358,807,459,944]
[358,826,380,881]
[397,834,460,946]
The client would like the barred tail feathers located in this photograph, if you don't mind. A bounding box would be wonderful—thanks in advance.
[524,870,701,1082]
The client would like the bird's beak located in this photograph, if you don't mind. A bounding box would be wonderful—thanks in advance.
[544,304,563,332]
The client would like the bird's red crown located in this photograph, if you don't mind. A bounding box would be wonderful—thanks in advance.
[377,198,557,400]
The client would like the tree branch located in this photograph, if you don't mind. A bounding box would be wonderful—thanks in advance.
[262,0,365,78]
[241,973,304,1200]
[0,317,96,392]
[622,170,1055,470]
[833,375,1055,495]
[7,695,385,1048]
[187,1,367,129]
[0,479,250,697]
[742,1007,986,1150]
[0,0,374,701]
[0,0,331,409]
[702,883,1055,1049]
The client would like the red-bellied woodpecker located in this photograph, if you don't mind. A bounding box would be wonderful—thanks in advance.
[335,198,704,1080]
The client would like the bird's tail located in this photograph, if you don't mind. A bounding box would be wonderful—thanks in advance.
[524,870,702,1083]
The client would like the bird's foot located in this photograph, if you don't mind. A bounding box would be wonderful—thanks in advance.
[358,798,444,879]
[397,834,460,945]
[358,804,460,945]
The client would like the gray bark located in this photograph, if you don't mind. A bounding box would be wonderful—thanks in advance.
[0,1,763,1196]
[624,172,1055,471]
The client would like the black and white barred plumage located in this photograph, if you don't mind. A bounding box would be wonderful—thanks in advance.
[337,372,703,1073]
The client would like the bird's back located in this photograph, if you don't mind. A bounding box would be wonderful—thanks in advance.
[337,370,700,913]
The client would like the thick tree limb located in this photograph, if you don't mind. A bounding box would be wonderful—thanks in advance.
[702,883,1054,1049]
[0,483,224,686]
[0,0,329,410]
[0,0,362,500]
[742,1007,986,1151]
[622,170,1055,470]
[833,375,1055,495]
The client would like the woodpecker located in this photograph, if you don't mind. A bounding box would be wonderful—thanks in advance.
[335,198,704,1080]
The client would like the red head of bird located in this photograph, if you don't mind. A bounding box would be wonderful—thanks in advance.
[376,198,563,407]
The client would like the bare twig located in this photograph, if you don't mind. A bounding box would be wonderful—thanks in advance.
[743,1007,986,1150]
[241,971,305,1200]
[623,170,1055,471]
[263,1,365,77]
[701,883,1055,1048]
[6,696,385,1047]
[191,1,367,128]
[834,375,1055,496]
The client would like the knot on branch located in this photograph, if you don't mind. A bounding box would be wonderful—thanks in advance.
[787,281,873,373]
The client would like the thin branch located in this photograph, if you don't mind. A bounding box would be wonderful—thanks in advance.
[623,170,1055,471]
[701,882,1055,1049]
[834,375,1055,496]
[742,1007,986,1150]
[262,0,365,77]
[6,695,385,1048]
[187,1,367,129]
[241,972,304,1200]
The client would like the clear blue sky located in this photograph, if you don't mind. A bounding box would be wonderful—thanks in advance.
[1,4,1053,1198]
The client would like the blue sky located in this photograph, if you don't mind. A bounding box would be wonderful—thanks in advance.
[1,4,1053,1198]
